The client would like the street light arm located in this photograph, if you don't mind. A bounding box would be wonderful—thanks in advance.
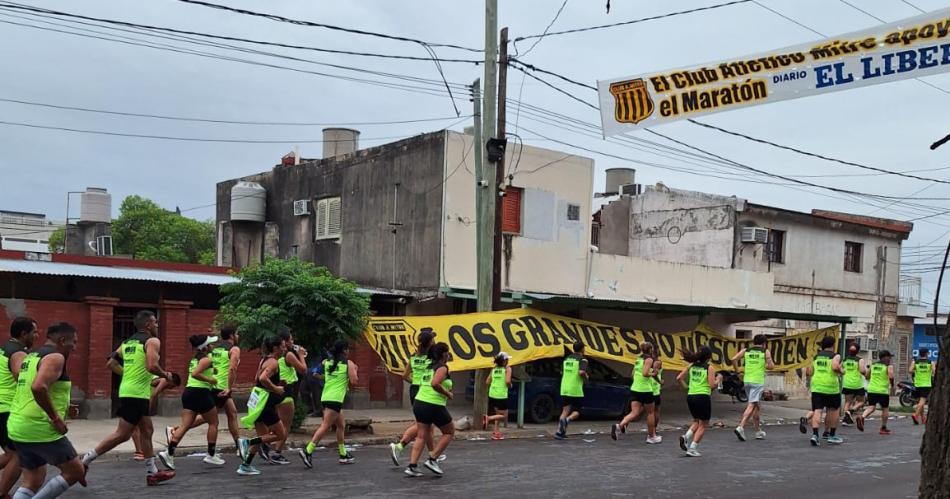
[932,133,950,150]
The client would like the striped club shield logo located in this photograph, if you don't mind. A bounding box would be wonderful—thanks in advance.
[610,79,654,125]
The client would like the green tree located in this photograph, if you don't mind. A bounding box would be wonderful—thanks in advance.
[216,258,370,355]
[111,195,215,264]
[47,227,65,253]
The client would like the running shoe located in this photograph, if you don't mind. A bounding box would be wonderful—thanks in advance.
[827,435,843,445]
[437,454,447,463]
[678,435,689,452]
[553,430,566,440]
[685,448,701,457]
[734,426,746,442]
[157,450,175,471]
[146,470,176,486]
[237,438,251,462]
[911,414,920,425]
[491,431,504,440]
[236,464,261,476]
[164,427,174,448]
[646,435,662,444]
[389,443,402,466]
[557,418,567,435]
[298,448,313,469]
[610,423,619,441]
[269,453,290,465]
[822,431,830,440]
[404,465,423,477]
[841,412,854,426]
[799,417,807,434]
[423,457,443,475]
[856,416,865,432]
[755,430,767,440]
[810,434,820,447]
[339,452,356,464]
[620,424,626,434]
[203,454,226,466]
[258,444,275,464]
[879,427,892,435]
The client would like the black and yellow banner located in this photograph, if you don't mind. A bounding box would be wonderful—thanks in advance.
[365,308,839,374]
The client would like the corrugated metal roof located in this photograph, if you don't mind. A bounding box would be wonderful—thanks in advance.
[0,258,238,286]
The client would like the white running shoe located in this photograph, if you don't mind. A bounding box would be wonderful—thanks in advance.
[646,435,663,444]
[755,430,767,440]
[436,454,447,463]
[686,448,702,457]
[389,443,401,466]
[423,458,443,475]
[157,450,175,470]
[734,426,746,442]
[404,465,423,477]
[203,454,226,466]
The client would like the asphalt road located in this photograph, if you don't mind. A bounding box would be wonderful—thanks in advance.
[66,418,923,499]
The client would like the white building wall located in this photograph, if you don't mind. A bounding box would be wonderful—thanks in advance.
[440,131,594,295]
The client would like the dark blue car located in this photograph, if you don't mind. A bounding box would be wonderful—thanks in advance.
[466,357,633,423]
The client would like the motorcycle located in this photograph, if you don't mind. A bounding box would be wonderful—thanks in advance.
[897,380,918,408]
[718,370,748,403]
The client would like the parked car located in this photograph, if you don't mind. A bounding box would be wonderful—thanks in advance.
[466,357,633,423]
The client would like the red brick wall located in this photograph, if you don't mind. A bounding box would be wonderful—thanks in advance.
[351,339,403,404]
[0,299,90,395]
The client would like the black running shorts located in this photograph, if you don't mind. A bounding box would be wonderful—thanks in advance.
[687,394,712,421]
[841,387,865,397]
[409,385,420,405]
[0,412,13,450]
[811,392,842,411]
[212,389,230,409]
[14,438,77,470]
[560,395,584,410]
[181,388,215,414]
[117,397,150,425]
[867,393,889,408]
[413,400,452,428]
[915,387,931,399]
[489,397,508,411]
[630,390,655,405]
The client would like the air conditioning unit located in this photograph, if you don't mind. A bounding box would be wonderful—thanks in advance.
[293,200,310,216]
[95,235,113,256]
[740,227,769,244]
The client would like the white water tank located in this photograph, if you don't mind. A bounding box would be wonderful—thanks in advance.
[230,181,266,222]
[79,187,111,223]
[322,128,360,159]
[605,168,636,195]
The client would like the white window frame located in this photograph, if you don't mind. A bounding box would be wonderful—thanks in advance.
[314,196,342,240]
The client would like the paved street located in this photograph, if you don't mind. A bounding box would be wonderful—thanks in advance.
[68,417,923,499]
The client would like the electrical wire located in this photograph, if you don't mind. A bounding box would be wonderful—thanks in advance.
[516,0,569,57]
[0,97,470,126]
[514,0,753,41]
[173,0,482,52]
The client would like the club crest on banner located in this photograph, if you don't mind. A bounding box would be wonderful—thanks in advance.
[609,78,654,124]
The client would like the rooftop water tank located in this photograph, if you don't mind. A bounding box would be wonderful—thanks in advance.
[79,187,111,223]
[604,168,636,195]
[230,181,266,222]
[322,128,360,159]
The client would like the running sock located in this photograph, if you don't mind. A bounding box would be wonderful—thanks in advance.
[338,443,346,456]
[689,442,698,450]
[812,428,820,437]
[32,475,70,499]
[685,429,694,441]
[145,457,158,474]
[208,443,216,456]
[306,442,316,454]
[395,442,404,451]
[167,442,178,456]
[829,428,837,437]
[81,450,98,465]
[12,487,35,499]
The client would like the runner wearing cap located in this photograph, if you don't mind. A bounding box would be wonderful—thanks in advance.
[857,350,894,435]
[483,352,512,440]
[158,335,224,470]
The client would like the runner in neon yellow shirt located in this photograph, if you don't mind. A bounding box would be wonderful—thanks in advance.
[0,317,38,498]
[611,342,659,443]
[8,322,84,499]
[676,346,721,457]
[805,336,844,446]
[270,329,307,464]
[405,343,454,477]
[390,330,437,465]
[858,350,894,435]
[484,352,513,440]
[299,340,359,468]
[555,343,589,440]
[909,348,935,425]
[731,334,775,442]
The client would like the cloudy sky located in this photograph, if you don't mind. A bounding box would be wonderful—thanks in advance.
[1,0,948,305]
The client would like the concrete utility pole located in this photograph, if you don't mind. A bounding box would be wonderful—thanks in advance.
[473,0,498,426]
[473,78,485,306]
[493,27,508,308]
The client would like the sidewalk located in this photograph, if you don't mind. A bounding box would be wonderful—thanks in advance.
[64,398,826,461]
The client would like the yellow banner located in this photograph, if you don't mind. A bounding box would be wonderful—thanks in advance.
[364,308,839,374]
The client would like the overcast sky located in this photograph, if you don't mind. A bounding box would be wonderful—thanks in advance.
[1,0,948,306]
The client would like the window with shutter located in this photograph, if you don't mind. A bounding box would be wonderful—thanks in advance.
[314,196,341,240]
[502,187,523,234]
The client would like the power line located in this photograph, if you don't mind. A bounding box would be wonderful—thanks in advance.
[688,119,950,184]
[0,97,470,127]
[900,0,927,14]
[838,0,887,23]
[0,120,438,144]
[0,2,482,63]
[751,0,825,37]
[516,0,569,57]
[515,0,753,40]
[173,0,482,52]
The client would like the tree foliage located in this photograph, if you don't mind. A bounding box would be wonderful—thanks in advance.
[112,195,215,264]
[47,227,65,254]
[216,258,370,355]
